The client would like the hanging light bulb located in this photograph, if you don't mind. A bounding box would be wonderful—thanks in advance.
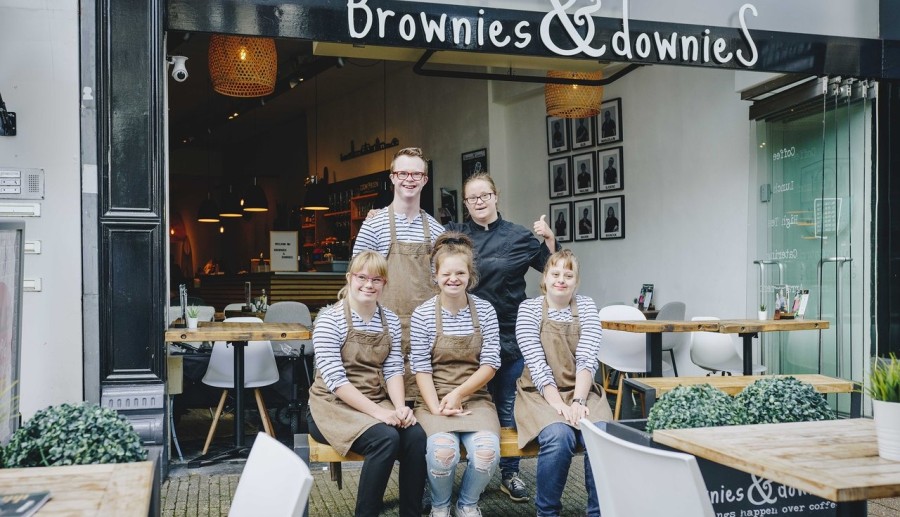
[208,35,277,98]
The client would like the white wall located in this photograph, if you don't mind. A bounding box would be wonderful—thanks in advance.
[0,0,83,416]
[496,65,753,322]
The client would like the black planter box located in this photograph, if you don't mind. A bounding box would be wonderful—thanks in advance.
[607,420,844,517]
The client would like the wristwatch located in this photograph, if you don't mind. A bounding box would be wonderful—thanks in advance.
[572,397,586,405]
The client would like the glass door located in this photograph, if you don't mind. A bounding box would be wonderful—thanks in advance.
[754,79,873,413]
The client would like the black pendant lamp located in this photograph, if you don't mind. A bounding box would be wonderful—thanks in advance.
[301,171,329,211]
[219,185,242,218]
[243,177,268,212]
[197,192,220,223]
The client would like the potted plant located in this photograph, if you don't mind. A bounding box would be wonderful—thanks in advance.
[2,402,147,467]
[734,376,835,424]
[186,304,200,330]
[758,304,767,321]
[867,354,900,461]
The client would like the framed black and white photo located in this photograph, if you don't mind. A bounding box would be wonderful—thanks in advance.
[548,156,571,198]
[570,116,594,149]
[439,187,459,225]
[599,195,625,240]
[550,201,573,243]
[546,116,569,154]
[461,148,488,183]
[597,146,623,192]
[597,98,623,144]
[574,198,598,241]
[572,152,596,196]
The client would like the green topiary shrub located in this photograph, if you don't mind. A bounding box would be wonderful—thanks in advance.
[3,402,147,468]
[646,384,745,433]
[734,376,835,424]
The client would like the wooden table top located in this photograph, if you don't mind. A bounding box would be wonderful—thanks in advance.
[0,461,154,516]
[653,419,900,502]
[628,374,856,397]
[165,321,311,342]
[601,318,829,333]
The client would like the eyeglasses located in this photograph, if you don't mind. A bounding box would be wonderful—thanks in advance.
[352,273,385,286]
[392,171,426,181]
[464,192,495,205]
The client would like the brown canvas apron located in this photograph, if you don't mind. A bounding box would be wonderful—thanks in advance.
[379,205,434,400]
[414,296,501,436]
[514,298,613,448]
[308,300,397,456]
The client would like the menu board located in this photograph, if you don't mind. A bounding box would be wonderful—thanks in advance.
[269,231,299,272]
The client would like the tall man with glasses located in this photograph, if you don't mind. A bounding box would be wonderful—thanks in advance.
[353,147,445,405]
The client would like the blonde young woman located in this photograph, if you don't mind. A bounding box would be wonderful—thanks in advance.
[514,249,612,517]
[410,232,501,517]
[307,251,426,517]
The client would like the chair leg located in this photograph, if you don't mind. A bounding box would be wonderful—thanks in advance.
[667,350,679,377]
[169,396,184,462]
[614,375,625,421]
[604,367,620,396]
[203,390,228,455]
[254,388,275,437]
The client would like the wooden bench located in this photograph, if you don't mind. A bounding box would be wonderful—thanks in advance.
[294,427,539,489]
[622,374,861,418]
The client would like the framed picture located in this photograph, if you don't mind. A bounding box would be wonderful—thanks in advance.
[546,116,569,154]
[548,157,571,198]
[439,187,459,225]
[461,148,487,183]
[574,198,598,241]
[597,98,623,144]
[572,152,596,196]
[570,116,594,149]
[550,201,573,243]
[599,195,625,239]
[597,146,623,192]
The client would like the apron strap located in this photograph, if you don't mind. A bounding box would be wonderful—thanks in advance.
[387,206,432,249]
[387,205,399,245]
[343,299,389,335]
[435,294,481,337]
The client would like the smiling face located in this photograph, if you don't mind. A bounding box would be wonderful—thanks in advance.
[543,259,578,304]
[346,266,385,305]
[435,254,470,300]
[463,178,498,225]
[390,154,428,202]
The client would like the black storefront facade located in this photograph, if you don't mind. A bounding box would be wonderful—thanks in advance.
[78,0,900,463]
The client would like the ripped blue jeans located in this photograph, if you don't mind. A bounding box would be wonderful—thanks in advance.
[426,431,500,509]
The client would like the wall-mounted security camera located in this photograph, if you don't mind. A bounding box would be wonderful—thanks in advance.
[168,56,189,82]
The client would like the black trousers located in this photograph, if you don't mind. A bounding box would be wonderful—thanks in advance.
[309,414,426,517]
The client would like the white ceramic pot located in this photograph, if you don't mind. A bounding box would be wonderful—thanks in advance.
[187,316,199,330]
[873,399,900,461]
[757,310,767,321]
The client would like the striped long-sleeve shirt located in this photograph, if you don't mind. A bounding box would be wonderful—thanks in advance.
[313,302,403,393]
[409,294,501,374]
[352,208,445,258]
[515,295,602,394]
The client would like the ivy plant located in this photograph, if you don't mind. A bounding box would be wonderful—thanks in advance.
[734,376,835,424]
[646,384,745,433]
[3,402,147,468]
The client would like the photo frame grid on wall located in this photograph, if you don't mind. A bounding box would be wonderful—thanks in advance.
[547,115,569,155]
[572,152,597,196]
[574,198,598,241]
[570,116,594,150]
[597,98,623,145]
[550,201,573,243]
[598,146,623,192]
[548,156,572,198]
[599,195,625,239]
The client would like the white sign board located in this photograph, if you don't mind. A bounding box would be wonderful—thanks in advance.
[270,231,299,272]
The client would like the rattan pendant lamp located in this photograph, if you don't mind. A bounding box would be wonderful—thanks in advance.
[208,35,277,97]
[545,70,604,118]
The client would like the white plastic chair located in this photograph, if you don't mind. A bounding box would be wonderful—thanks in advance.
[598,305,672,419]
[224,303,247,312]
[264,301,314,357]
[580,419,715,517]
[229,432,314,517]
[690,316,767,376]
[656,302,687,376]
[201,316,279,454]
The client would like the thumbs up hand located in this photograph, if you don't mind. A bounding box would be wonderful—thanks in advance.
[533,214,553,240]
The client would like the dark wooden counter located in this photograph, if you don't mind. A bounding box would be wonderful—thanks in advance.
[193,272,344,313]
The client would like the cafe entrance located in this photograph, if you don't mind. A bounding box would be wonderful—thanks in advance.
[752,78,874,411]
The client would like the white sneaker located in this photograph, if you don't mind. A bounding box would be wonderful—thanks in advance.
[454,505,483,517]
[430,506,451,517]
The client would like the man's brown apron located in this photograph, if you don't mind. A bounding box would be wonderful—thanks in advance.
[414,295,500,436]
[514,298,613,448]
[379,205,435,401]
[308,301,397,456]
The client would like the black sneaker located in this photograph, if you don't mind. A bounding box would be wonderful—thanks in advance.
[500,473,529,502]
